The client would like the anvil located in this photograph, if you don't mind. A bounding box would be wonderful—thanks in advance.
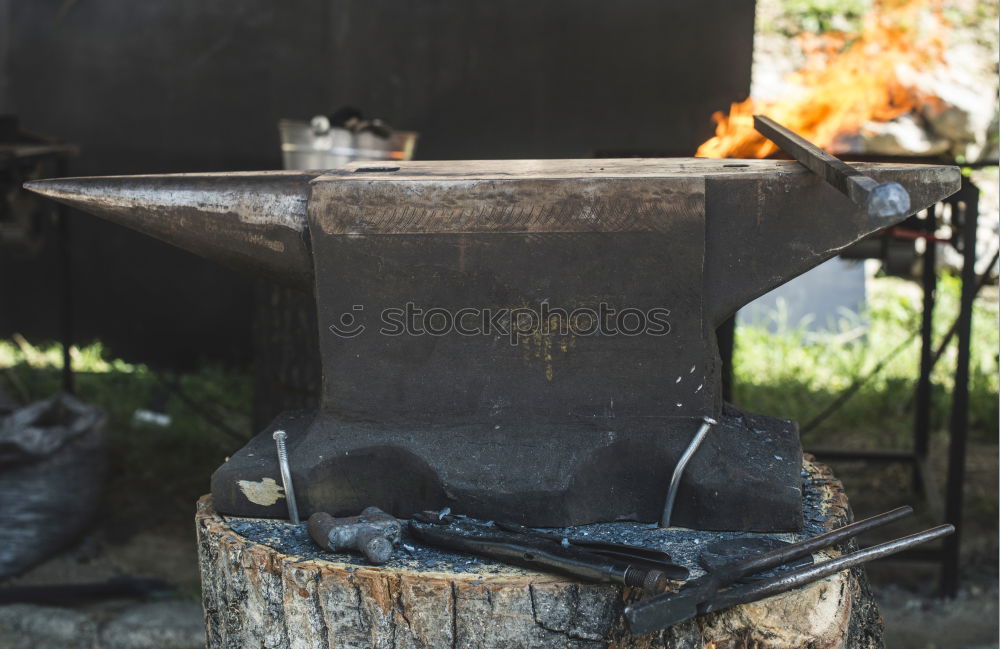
[26,157,959,531]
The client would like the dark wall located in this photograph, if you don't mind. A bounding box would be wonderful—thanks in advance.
[0,0,755,368]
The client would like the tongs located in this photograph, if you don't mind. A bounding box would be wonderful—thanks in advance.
[410,512,689,592]
[492,520,677,570]
[625,506,954,635]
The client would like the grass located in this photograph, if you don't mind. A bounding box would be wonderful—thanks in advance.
[734,272,999,449]
[0,337,253,535]
[761,0,872,37]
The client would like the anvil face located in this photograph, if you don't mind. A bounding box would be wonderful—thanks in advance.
[25,158,960,531]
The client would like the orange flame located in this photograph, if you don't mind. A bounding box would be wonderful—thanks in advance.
[697,0,949,158]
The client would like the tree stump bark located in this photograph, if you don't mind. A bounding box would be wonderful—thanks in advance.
[196,457,883,649]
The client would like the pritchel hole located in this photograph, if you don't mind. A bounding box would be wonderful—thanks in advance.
[723,163,750,168]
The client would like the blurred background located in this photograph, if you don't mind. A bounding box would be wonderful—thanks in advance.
[0,1,997,648]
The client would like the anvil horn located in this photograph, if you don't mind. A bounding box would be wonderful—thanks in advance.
[24,171,319,289]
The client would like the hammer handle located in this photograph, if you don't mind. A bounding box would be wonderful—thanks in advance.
[712,505,912,585]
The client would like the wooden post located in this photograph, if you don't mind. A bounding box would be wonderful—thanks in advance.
[196,458,883,648]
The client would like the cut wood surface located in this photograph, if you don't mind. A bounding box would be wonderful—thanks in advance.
[196,457,883,649]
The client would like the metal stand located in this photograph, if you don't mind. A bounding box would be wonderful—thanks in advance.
[912,201,939,504]
[0,132,78,394]
[940,180,978,596]
[810,178,981,596]
[55,156,75,394]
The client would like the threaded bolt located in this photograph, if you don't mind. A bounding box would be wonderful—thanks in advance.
[623,567,672,594]
[273,430,300,525]
[623,566,646,588]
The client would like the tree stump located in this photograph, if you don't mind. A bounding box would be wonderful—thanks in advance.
[196,457,883,649]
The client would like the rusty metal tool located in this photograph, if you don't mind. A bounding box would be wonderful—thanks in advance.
[754,114,911,219]
[308,507,403,565]
[625,506,939,635]
[660,416,717,528]
[411,514,688,590]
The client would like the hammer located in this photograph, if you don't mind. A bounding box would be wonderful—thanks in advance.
[307,507,403,565]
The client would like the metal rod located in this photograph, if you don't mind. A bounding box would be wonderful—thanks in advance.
[660,416,716,528]
[704,524,955,614]
[713,505,913,584]
[914,205,938,464]
[942,180,978,597]
[753,114,911,219]
[627,506,916,634]
[272,430,300,525]
[928,246,997,372]
[55,156,75,395]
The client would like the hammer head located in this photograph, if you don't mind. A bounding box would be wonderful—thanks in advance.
[307,507,403,565]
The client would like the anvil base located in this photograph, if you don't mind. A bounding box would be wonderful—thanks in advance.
[211,404,803,532]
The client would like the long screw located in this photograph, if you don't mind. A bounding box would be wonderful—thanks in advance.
[272,430,300,525]
[660,416,717,528]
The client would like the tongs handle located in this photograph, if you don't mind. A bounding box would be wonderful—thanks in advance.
[715,505,913,585]
[704,524,954,613]
[625,506,928,635]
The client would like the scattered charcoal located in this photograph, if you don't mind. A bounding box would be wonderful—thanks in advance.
[226,472,835,580]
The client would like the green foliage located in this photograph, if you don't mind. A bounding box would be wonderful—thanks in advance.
[762,0,872,36]
[0,339,252,531]
[734,274,999,449]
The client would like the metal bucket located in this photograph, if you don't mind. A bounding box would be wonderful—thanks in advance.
[278,118,418,170]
